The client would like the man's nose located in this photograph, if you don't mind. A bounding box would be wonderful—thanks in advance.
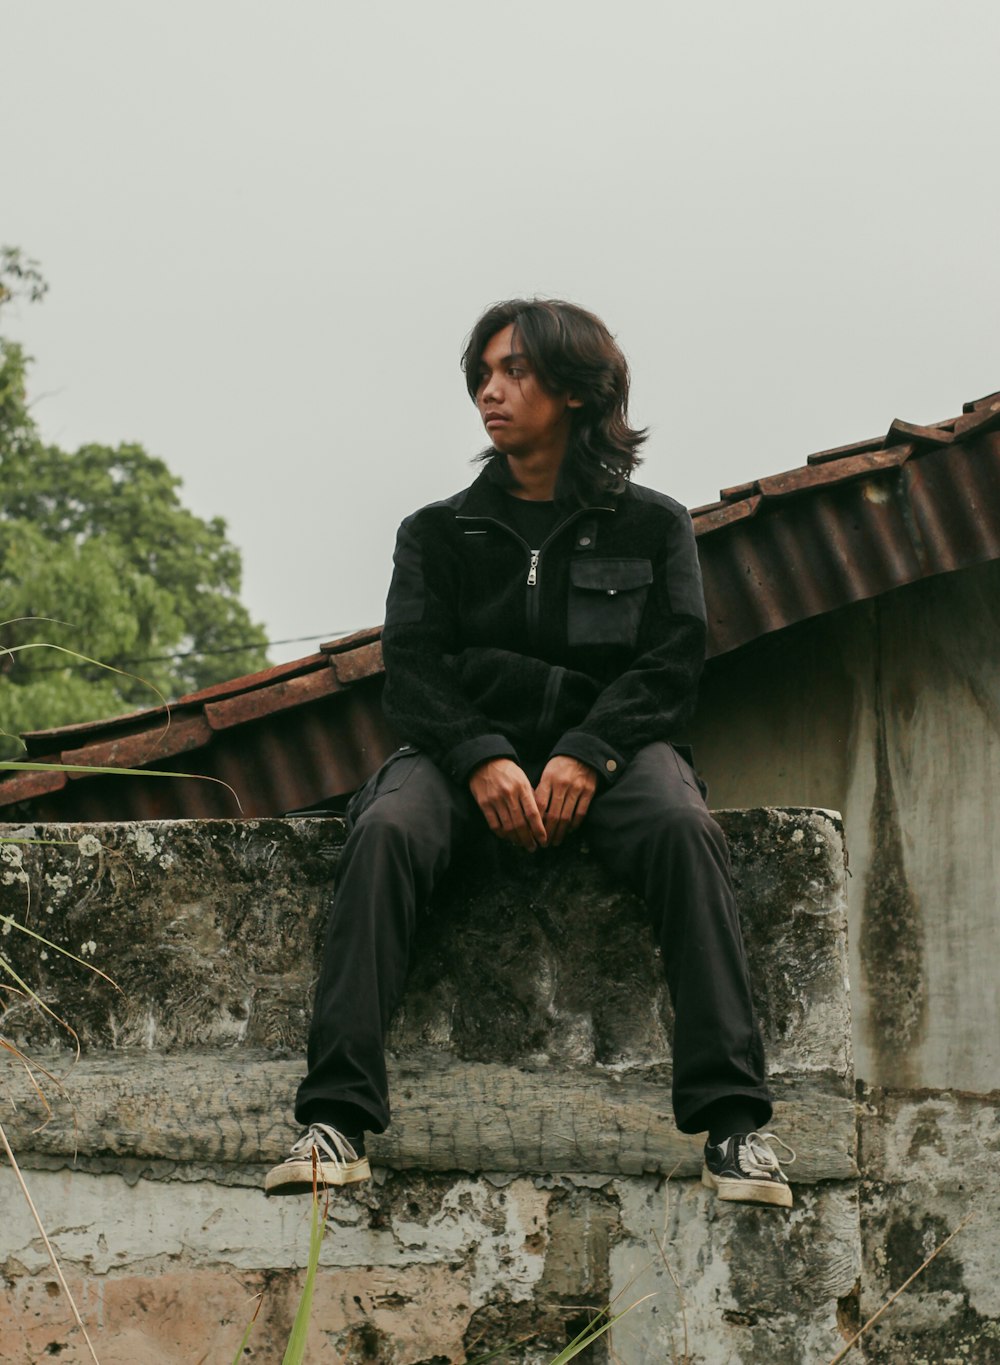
[480,374,504,404]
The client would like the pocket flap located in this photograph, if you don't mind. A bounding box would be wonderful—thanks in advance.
[569,558,654,592]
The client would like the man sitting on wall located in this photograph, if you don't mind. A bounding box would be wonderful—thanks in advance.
[265,298,794,1209]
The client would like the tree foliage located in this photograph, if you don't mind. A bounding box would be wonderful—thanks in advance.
[0,249,268,755]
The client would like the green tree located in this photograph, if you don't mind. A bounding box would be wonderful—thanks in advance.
[0,249,268,756]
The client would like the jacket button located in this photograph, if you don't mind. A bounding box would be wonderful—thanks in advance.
[606,588,618,596]
[606,759,618,773]
[578,536,592,546]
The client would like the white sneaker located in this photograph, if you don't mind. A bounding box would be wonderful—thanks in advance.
[264,1122,371,1197]
[701,1131,795,1208]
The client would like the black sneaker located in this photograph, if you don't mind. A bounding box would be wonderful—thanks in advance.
[264,1123,370,1196]
[702,1131,795,1208]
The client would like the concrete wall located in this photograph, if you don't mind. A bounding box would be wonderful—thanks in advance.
[681,564,999,1361]
[690,558,1000,1095]
[858,1085,1000,1362]
[1,813,860,1363]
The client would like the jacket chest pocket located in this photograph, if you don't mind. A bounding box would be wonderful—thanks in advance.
[567,558,653,647]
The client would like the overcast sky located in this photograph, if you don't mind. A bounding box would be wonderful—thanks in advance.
[5,1,1000,668]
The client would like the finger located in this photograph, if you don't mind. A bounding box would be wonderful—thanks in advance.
[569,786,594,830]
[549,791,577,847]
[497,794,535,851]
[510,816,537,851]
[493,814,522,847]
[542,788,565,841]
[475,795,495,827]
[495,802,517,834]
[521,791,547,846]
[481,796,516,837]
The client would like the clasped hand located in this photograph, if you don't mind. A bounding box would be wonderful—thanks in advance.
[468,755,598,851]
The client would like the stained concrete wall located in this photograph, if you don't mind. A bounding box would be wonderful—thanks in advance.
[858,1085,1000,1362]
[0,812,859,1363]
[682,563,998,1361]
[689,557,1000,1096]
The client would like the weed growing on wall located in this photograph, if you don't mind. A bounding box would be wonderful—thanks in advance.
[0,828,113,1363]
[229,1151,649,1365]
[0,631,245,1363]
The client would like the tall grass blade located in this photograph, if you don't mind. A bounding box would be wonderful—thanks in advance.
[466,1337,534,1364]
[548,1296,652,1364]
[1,1034,71,1113]
[1,638,169,712]
[2,914,121,991]
[826,1212,974,1364]
[0,1117,102,1364]
[231,1290,265,1365]
[465,1288,652,1365]
[0,837,86,846]
[0,761,242,811]
[0,952,84,1055]
[1,616,75,631]
[281,1176,328,1364]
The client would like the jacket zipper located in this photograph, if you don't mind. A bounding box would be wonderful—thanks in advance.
[526,549,541,635]
[456,505,611,647]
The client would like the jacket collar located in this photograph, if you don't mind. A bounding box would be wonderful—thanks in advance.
[457,454,617,519]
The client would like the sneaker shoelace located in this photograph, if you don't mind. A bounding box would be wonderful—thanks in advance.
[739,1131,796,1176]
[286,1122,359,1167]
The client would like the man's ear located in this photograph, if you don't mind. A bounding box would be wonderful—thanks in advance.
[566,395,584,409]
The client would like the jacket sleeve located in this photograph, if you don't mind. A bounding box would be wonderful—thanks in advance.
[549,507,707,785]
[380,516,520,784]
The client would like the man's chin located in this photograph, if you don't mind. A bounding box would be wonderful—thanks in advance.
[488,444,535,477]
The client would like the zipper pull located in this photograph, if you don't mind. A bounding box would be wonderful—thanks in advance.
[527,550,540,586]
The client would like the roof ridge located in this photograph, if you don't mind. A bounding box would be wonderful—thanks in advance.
[692,388,1000,526]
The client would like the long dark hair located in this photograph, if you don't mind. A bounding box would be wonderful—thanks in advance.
[461,298,647,502]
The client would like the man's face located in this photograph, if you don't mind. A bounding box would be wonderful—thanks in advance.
[474,324,580,460]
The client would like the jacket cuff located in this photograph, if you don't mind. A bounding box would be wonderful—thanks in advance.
[548,731,627,786]
[444,733,520,785]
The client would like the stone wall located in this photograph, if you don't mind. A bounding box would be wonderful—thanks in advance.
[0,811,881,1362]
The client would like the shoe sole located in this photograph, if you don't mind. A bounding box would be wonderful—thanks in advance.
[264,1155,371,1197]
[701,1165,793,1209]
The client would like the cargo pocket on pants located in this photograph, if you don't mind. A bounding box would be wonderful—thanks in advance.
[345,745,420,831]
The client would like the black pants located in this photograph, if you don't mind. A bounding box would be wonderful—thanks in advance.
[295,742,773,1137]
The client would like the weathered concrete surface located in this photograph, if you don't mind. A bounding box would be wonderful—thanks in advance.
[0,1050,855,1182]
[0,1165,864,1364]
[684,563,1000,1359]
[690,559,1000,1095]
[0,810,854,1177]
[858,1086,1000,1364]
[0,1168,568,1364]
[0,810,858,1363]
[609,1178,861,1365]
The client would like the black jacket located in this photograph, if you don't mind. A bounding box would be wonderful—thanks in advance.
[381,458,707,788]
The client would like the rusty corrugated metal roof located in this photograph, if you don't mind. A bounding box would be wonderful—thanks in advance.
[3,394,999,820]
[1,629,394,821]
[689,390,1000,655]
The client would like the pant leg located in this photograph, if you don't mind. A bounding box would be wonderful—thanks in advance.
[294,750,478,1133]
[584,742,772,1134]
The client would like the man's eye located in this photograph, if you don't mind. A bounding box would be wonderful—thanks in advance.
[508,366,525,378]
